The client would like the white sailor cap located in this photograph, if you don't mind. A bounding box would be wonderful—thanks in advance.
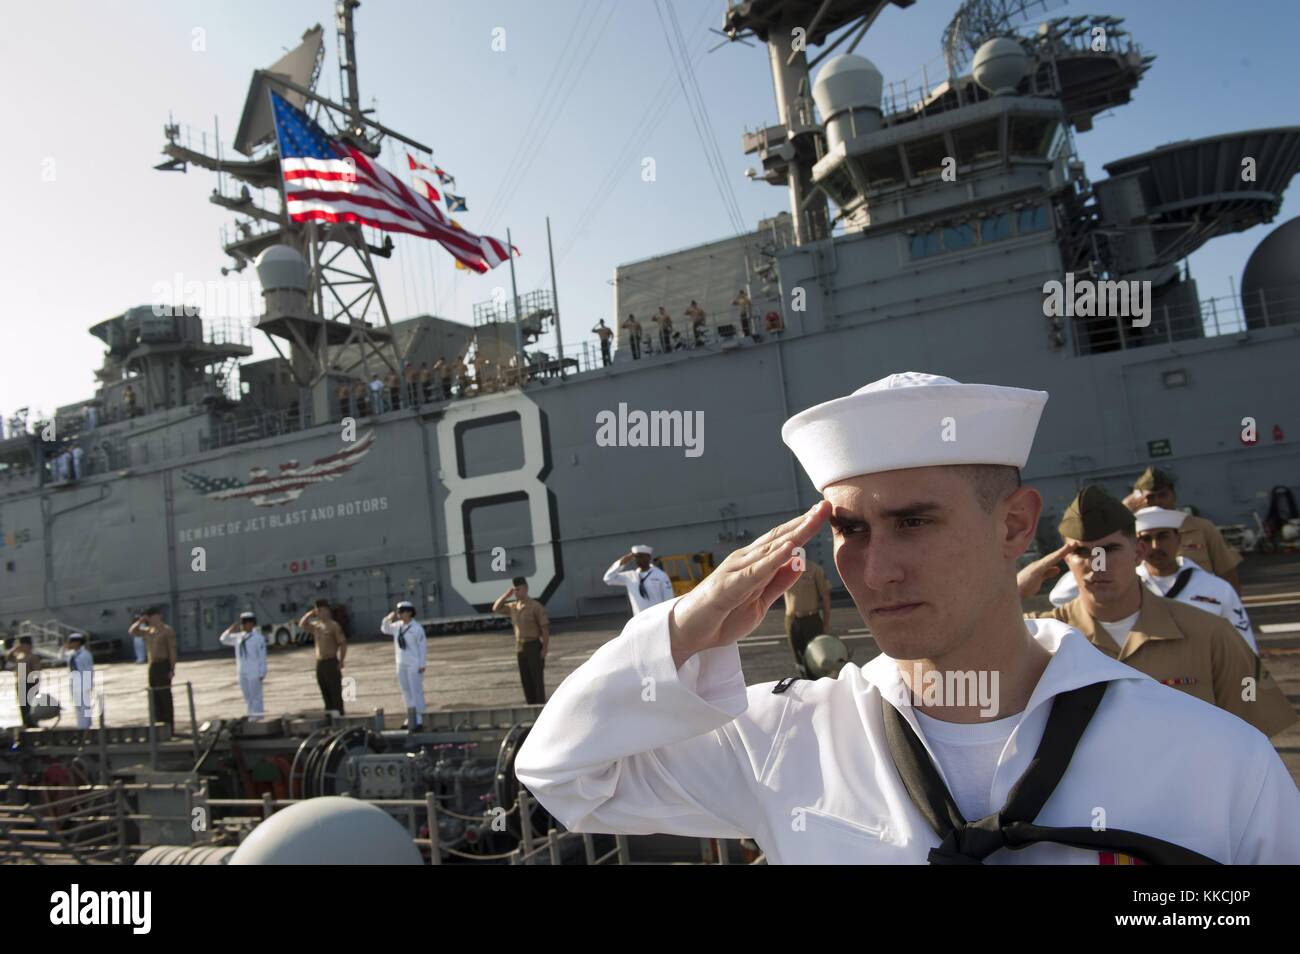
[781,372,1048,491]
[239,611,257,622]
[68,632,86,643]
[396,600,415,612]
[1134,506,1188,533]
[630,545,653,555]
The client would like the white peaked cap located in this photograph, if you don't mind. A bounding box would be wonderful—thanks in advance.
[1134,506,1188,533]
[630,545,653,554]
[781,372,1049,491]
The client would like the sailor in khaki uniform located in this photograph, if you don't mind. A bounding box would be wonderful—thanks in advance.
[516,372,1300,864]
[128,608,177,733]
[1133,466,1242,591]
[299,599,347,715]
[782,555,830,676]
[1133,506,1256,652]
[1019,487,1294,738]
[492,577,549,705]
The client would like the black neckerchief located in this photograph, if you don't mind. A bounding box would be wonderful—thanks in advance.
[880,683,1218,865]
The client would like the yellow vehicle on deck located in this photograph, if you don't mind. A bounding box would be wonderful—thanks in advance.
[657,552,717,597]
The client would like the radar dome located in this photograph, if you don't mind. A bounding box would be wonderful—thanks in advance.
[255,244,309,293]
[813,54,884,150]
[1241,216,1300,329]
[971,36,1028,96]
[229,796,424,865]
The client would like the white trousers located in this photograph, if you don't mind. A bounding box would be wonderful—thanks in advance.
[397,665,425,725]
[239,673,264,718]
[70,672,94,728]
[134,636,147,662]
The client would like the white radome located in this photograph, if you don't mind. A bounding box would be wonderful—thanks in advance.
[229,796,424,865]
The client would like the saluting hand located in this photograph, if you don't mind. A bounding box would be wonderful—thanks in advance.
[669,501,829,668]
[1016,542,1074,600]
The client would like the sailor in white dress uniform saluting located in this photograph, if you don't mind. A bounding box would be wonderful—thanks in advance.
[219,611,268,717]
[1133,506,1257,653]
[516,372,1300,864]
[381,601,427,729]
[602,545,674,615]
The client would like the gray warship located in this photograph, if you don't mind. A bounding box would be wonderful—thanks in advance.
[1,0,1297,863]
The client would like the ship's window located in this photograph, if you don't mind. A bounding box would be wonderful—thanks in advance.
[980,214,1011,242]
[910,231,941,259]
[861,147,905,189]
[819,163,858,208]
[904,135,948,179]
[951,118,1001,165]
[1017,205,1050,234]
[943,223,975,251]
[1009,116,1057,157]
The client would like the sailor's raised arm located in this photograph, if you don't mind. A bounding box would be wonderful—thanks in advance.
[516,503,829,837]
[218,623,241,647]
[514,597,765,838]
[602,557,631,586]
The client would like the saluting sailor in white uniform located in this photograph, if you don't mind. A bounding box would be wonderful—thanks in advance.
[516,372,1300,864]
[219,611,268,717]
[381,601,427,729]
[1133,506,1257,653]
[602,545,674,615]
[64,633,95,729]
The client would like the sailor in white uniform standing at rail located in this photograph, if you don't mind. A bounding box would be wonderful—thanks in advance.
[516,372,1300,864]
[602,545,674,615]
[1133,506,1257,653]
[219,611,267,718]
[381,601,427,729]
[64,633,95,728]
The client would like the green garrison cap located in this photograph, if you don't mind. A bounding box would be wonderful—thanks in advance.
[1133,466,1175,492]
[1059,486,1136,541]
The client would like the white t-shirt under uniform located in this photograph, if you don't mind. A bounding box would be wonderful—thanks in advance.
[913,710,1022,822]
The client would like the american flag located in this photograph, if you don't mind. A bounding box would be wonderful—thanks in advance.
[271,92,513,273]
[181,431,376,508]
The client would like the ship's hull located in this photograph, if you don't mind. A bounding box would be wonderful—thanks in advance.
[3,301,1297,652]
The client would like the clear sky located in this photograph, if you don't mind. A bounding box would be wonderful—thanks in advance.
[3,0,1297,420]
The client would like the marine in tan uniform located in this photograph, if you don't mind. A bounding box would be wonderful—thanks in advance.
[128,608,177,733]
[730,289,756,340]
[418,361,434,403]
[384,369,401,411]
[782,557,830,676]
[351,379,368,416]
[683,300,707,347]
[621,314,642,360]
[592,319,614,366]
[492,577,549,705]
[1019,487,1294,737]
[652,307,674,353]
[298,599,348,714]
[434,357,452,400]
[5,636,42,728]
[1132,466,1242,592]
[335,380,353,421]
